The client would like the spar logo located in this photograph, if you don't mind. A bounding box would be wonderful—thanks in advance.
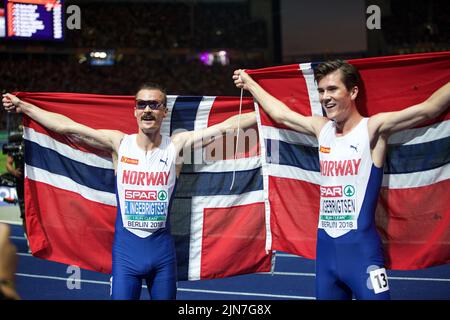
[320,185,355,198]
[320,186,342,197]
[125,190,157,200]
[344,185,355,197]
[158,190,167,201]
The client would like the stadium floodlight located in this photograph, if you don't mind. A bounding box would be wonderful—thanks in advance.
[199,50,229,66]
[88,50,115,66]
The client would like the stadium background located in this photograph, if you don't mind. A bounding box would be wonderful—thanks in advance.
[1,0,449,132]
[0,0,449,301]
[1,0,449,162]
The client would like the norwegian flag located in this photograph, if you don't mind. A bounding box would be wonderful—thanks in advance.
[20,92,272,280]
[250,51,450,270]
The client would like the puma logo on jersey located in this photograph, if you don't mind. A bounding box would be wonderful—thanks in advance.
[350,144,358,153]
[160,157,168,166]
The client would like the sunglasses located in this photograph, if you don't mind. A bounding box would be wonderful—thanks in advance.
[135,100,166,110]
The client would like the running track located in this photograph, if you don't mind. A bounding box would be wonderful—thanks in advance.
[7,224,450,300]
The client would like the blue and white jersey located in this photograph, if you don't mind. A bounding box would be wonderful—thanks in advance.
[318,118,379,238]
[116,134,177,238]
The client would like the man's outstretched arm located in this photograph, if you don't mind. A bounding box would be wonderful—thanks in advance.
[370,82,450,136]
[2,93,124,153]
[233,69,327,137]
[367,82,450,167]
[172,111,257,153]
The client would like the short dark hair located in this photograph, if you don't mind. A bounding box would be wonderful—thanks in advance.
[135,82,167,106]
[314,60,361,91]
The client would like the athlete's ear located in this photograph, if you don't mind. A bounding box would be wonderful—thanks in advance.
[350,86,359,101]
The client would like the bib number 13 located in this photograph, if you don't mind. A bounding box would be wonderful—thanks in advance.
[369,268,389,294]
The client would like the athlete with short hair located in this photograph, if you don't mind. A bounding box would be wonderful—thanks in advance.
[2,85,256,300]
[233,61,450,299]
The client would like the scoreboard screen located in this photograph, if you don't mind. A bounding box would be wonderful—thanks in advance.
[2,0,63,40]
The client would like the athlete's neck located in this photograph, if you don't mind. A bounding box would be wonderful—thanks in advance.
[334,112,363,136]
[136,130,162,152]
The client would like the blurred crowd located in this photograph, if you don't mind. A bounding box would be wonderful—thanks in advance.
[381,0,450,54]
[0,53,265,96]
[0,1,268,100]
[65,2,267,50]
[1,0,449,111]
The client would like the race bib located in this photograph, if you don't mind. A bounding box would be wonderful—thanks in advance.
[123,188,169,231]
[319,185,357,230]
[369,268,389,294]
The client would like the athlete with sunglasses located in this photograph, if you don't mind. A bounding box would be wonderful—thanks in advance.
[2,83,256,300]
